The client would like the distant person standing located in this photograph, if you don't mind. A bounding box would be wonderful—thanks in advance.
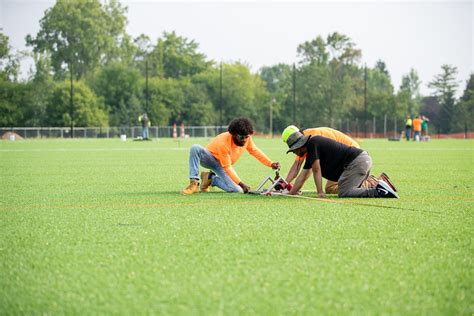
[412,115,423,141]
[138,113,151,140]
[421,115,430,139]
[405,115,412,141]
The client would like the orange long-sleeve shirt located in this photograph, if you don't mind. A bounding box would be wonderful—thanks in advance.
[295,127,360,161]
[207,132,273,184]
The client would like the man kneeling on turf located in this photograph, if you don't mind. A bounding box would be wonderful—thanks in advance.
[182,117,280,194]
[282,126,399,198]
[282,125,394,194]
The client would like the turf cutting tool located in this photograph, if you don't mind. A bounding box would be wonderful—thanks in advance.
[249,168,293,196]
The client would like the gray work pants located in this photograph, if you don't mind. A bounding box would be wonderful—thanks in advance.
[338,151,377,198]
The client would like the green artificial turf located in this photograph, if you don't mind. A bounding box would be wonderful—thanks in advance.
[1,137,472,314]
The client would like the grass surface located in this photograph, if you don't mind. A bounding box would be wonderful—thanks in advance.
[1,137,473,314]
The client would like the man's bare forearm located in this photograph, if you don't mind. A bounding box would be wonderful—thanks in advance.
[289,168,311,195]
[285,160,302,184]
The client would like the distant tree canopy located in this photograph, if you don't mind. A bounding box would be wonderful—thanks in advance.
[0,0,471,135]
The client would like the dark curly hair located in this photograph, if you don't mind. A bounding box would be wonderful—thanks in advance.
[228,117,254,136]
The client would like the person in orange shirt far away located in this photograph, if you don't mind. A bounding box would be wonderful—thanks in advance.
[412,116,423,141]
[182,117,280,194]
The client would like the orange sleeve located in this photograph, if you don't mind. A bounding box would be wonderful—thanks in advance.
[295,154,306,161]
[224,166,241,185]
[246,137,273,167]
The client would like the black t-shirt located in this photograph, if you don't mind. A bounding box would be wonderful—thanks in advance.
[303,136,363,181]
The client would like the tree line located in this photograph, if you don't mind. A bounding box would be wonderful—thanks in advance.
[0,0,472,135]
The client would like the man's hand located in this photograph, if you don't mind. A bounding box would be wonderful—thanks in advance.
[271,162,281,170]
[317,192,327,198]
[238,182,250,193]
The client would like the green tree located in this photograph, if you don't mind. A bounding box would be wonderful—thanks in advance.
[398,68,422,116]
[101,0,135,66]
[90,63,142,126]
[454,74,474,134]
[192,63,269,130]
[219,63,268,130]
[367,62,395,119]
[0,81,28,126]
[47,81,108,127]
[296,32,362,127]
[297,36,328,66]
[146,77,180,126]
[147,31,210,79]
[0,32,20,82]
[26,0,129,80]
[428,64,459,133]
[259,64,293,132]
[181,79,216,126]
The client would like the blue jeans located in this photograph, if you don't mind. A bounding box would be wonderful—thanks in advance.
[405,127,411,141]
[142,127,149,139]
[413,131,420,141]
[188,144,242,193]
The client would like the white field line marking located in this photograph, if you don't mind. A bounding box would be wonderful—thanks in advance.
[0,147,188,152]
[1,147,473,153]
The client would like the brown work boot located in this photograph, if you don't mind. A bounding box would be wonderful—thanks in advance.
[361,175,379,189]
[200,172,212,192]
[379,172,397,192]
[182,179,199,195]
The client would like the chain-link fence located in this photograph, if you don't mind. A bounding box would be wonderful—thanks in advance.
[0,126,229,139]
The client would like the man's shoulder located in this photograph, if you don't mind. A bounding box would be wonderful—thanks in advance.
[310,135,332,143]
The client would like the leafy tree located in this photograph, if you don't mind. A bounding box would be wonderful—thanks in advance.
[428,64,459,133]
[0,32,20,82]
[0,81,28,126]
[375,59,390,77]
[181,79,216,126]
[101,0,135,66]
[219,63,268,129]
[146,77,180,126]
[420,96,440,133]
[295,33,362,127]
[46,81,108,127]
[26,0,129,80]
[367,62,395,118]
[297,36,328,66]
[147,31,210,79]
[454,74,474,134]
[259,64,293,132]
[90,63,142,126]
[19,53,56,126]
[326,32,361,65]
[398,68,422,116]
[192,63,268,130]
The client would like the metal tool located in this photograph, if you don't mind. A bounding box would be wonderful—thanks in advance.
[249,168,289,196]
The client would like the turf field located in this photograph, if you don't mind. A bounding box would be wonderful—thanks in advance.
[1,137,472,314]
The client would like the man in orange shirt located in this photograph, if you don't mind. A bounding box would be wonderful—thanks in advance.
[412,115,423,141]
[282,125,396,194]
[182,117,280,194]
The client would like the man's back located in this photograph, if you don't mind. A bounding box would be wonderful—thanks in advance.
[303,136,363,181]
[302,127,360,148]
[413,118,422,131]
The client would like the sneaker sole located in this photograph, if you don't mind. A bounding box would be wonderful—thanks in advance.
[380,172,398,192]
[378,180,400,198]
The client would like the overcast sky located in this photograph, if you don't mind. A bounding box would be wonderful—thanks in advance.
[1,0,473,96]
